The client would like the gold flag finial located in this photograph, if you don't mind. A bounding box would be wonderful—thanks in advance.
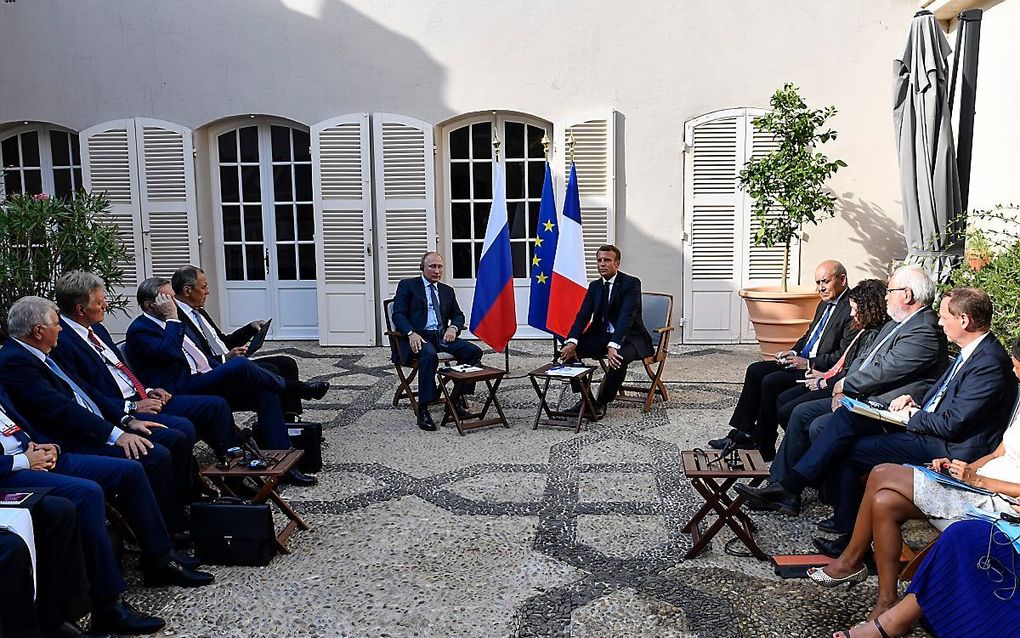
[492,129,502,162]
[541,133,551,161]
[567,130,576,163]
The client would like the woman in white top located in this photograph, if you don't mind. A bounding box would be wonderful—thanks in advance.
[809,337,1020,628]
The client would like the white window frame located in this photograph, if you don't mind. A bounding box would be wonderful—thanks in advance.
[0,122,82,198]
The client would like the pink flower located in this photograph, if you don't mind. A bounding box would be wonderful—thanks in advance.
[32,193,50,201]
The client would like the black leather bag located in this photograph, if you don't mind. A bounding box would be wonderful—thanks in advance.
[190,497,275,566]
[287,421,323,473]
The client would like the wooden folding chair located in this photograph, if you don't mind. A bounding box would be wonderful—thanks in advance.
[383,298,453,417]
[599,291,674,412]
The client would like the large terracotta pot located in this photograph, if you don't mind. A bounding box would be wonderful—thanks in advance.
[738,285,819,358]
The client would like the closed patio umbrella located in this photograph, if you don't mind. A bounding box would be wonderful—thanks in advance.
[893,10,963,280]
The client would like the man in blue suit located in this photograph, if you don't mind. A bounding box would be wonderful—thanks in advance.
[0,296,193,535]
[51,271,240,459]
[125,278,315,486]
[391,251,482,431]
[1,383,213,635]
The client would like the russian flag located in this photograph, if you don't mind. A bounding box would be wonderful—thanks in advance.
[547,163,587,337]
[470,160,516,352]
[527,162,559,336]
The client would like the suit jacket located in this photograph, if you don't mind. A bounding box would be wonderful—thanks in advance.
[842,307,948,403]
[125,315,206,393]
[51,317,137,404]
[176,305,256,363]
[0,384,48,477]
[791,293,857,372]
[0,340,125,451]
[567,271,653,359]
[390,277,467,362]
[906,333,1017,459]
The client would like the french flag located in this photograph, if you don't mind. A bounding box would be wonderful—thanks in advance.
[547,163,587,337]
[470,160,516,352]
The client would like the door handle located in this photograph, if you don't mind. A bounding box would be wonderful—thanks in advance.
[264,248,270,271]
[366,245,372,256]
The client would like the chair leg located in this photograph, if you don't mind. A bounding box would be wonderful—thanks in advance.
[394,366,420,417]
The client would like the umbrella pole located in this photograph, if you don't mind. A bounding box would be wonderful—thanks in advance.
[954,9,983,213]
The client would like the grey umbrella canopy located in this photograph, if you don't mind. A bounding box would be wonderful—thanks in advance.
[893,11,963,281]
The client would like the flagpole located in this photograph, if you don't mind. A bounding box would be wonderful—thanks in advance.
[542,132,560,363]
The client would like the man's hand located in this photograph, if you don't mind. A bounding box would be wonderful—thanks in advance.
[125,419,167,436]
[149,388,172,402]
[134,398,164,414]
[226,346,248,359]
[774,349,796,361]
[25,443,56,471]
[606,346,623,370]
[830,392,844,412]
[152,293,178,320]
[785,355,809,370]
[559,342,578,363]
[115,432,154,459]
[249,319,267,331]
[409,332,424,354]
[831,379,844,396]
[443,326,458,344]
[888,395,918,412]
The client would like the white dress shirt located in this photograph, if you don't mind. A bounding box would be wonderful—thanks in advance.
[64,320,136,402]
[0,406,29,471]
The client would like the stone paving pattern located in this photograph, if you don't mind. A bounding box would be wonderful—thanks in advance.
[123,342,932,638]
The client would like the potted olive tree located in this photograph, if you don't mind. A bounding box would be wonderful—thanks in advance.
[737,83,846,356]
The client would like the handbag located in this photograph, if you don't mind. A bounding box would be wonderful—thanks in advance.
[190,497,275,566]
[287,421,323,473]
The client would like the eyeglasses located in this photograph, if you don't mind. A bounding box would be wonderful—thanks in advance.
[886,287,908,294]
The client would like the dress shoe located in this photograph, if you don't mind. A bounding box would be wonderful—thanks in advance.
[812,533,852,558]
[452,396,473,419]
[816,515,842,534]
[299,381,330,401]
[708,429,753,450]
[91,601,166,635]
[733,482,801,516]
[807,563,868,589]
[284,468,318,486]
[143,558,215,588]
[170,547,201,570]
[47,621,109,638]
[418,409,437,431]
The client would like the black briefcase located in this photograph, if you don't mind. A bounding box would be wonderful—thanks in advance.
[287,421,323,473]
[190,497,275,566]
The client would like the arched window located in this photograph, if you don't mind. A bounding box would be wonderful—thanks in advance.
[1,123,82,199]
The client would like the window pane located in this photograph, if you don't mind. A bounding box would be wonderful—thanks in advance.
[506,161,524,199]
[219,166,239,202]
[472,163,491,199]
[245,245,266,280]
[241,166,260,202]
[451,202,471,239]
[473,203,490,240]
[243,205,264,241]
[472,122,492,160]
[276,244,296,280]
[528,161,545,195]
[473,241,484,272]
[51,131,71,166]
[224,245,244,280]
[505,122,524,158]
[449,126,469,160]
[528,125,546,159]
[20,133,40,167]
[296,204,314,240]
[3,170,21,196]
[452,242,473,279]
[270,126,291,162]
[450,162,469,200]
[508,201,527,239]
[70,135,81,165]
[23,169,42,195]
[293,130,310,162]
[223,205,242,241]
[239,126,259,163]
[274,204,294,241]
[1,137,19,168]
[511,241,526,278]
[53,169,72,199]
[218,131,237,163]
[293,164,312,201]
[529,201,541,236]
[73,169,82,190]
[298,244,316,280]
[273,165,292,202]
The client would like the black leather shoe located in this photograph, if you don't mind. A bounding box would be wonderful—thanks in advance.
[816,515,842,534]
[734,482,801,516]
[299,381,330,400]
[170,547,201,570]
[91,601,166,635]
[813,533,852,558]
[143,558,215,588]
[709,429,753,450]
[48,621,109,638]
[452,396,473,419]
[418,409,437,431]
[284,468,318,486]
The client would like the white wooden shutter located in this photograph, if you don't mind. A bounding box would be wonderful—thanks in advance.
[134,118,199,279]
[555,113,618,281]
[311,113,375,346]
[371,113,436,315]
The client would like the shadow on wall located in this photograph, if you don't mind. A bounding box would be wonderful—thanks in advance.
[836,193,905,277]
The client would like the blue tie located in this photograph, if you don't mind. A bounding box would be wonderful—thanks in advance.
[923,354,964,412]
[426,284,442,331]
[44,356,102,415]
[800,303,835,358]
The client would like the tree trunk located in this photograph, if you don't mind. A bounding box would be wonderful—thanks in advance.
[782,239,790,293]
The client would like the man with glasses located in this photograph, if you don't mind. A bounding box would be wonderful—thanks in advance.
[709,260,855,459]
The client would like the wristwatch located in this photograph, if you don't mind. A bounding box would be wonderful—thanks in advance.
[127,400,138,413]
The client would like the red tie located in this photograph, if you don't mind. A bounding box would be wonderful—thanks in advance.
[88,328,148,399]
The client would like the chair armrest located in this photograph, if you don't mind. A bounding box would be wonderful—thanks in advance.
[654,326,675,334]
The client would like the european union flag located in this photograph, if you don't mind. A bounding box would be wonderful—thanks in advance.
[527,162,560,336]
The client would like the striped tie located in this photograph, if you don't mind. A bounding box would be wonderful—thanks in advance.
[88,328,148,399]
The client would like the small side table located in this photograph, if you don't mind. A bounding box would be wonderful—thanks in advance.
[200,449,310,554]
[680,449,770,560]
[436,365,509,435]
[528,363,598,433]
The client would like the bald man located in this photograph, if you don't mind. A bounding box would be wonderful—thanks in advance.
[709,260,857,459]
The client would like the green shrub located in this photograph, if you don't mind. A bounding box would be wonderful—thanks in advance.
[945,238,1020,347]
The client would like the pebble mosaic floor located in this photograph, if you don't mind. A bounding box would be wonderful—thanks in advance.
[122,341,932,638]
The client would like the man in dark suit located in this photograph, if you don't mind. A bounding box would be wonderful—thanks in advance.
[0,296,193,535]
[125,278,316,486]
[709,260,855,459]
[391,251,482,431]
[738,287,1013,555]
[559,245,654,417]
[51,271,240,459]
[170,265,329,421]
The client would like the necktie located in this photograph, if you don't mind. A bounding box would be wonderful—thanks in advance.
[428,284,442,330]
[181,337,213,374]
[193,309,225,357]
[923,354,965,412]
[799,303,835,358]
[88,328,148,399]
[599,279,610,328]
[44,357,102,415]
